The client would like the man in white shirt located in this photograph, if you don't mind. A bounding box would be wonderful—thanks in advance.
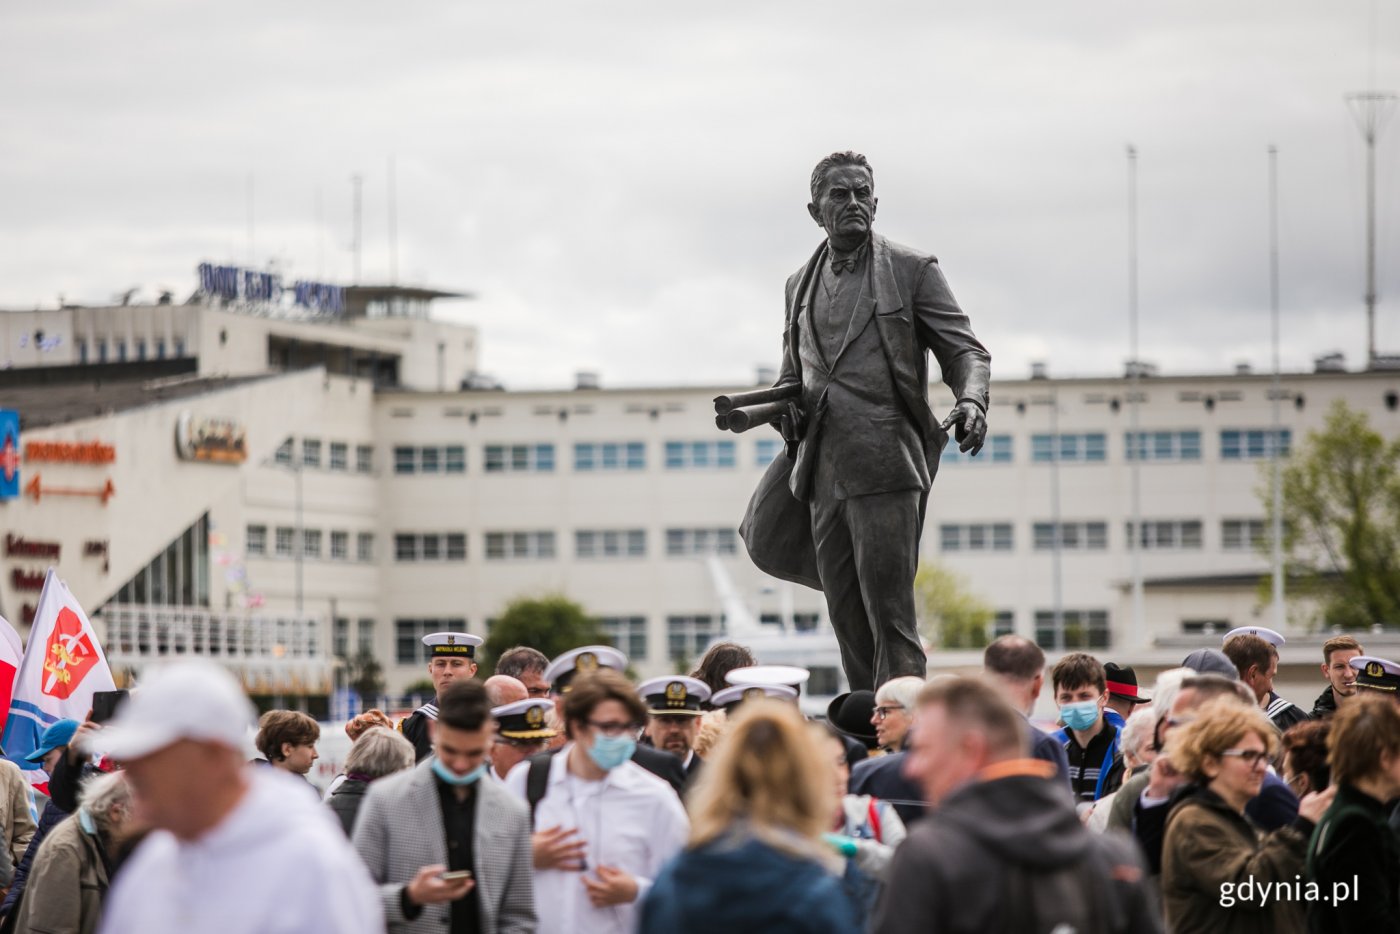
[96,660,382,934]
[506,668,688,934]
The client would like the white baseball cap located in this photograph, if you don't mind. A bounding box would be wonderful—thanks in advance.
[96,659,257,761]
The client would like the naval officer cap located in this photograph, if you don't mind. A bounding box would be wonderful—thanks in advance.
[637,676,710,716]
[1222,626,1285,649]
[711,683,799,712]
[492,698,558,739]
[543,645,628,694]
[424,631,483,659]
[723,665,812,693]
[1350,655,1400,694]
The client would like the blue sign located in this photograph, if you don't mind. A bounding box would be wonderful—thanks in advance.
[0,410,19,501]
[196,263,344,315]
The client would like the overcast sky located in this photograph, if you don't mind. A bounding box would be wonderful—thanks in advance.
[2,1,1396,389]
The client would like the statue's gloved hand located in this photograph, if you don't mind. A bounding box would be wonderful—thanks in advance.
[940,401,987,455]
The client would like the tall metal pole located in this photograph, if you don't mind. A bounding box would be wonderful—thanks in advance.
[246,173,255,267]
[1268,146,1285,630]
[1049,389,1064,649]
[1127,145,1145,648]
[1345,89,1397,363]
[350,173,364,284]
[295,457,304,614]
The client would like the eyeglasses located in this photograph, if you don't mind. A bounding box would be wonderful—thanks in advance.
[586,720,641,737]
[873,705,905,721]
[1220,748,1270,768]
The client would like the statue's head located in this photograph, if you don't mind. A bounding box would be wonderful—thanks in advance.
[808,151,877,246]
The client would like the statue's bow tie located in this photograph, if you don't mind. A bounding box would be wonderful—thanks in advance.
[831,256,859,275]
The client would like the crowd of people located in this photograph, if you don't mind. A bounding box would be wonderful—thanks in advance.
[0,624,1397,933]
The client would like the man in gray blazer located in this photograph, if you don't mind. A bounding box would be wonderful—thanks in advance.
[741,151,991,692]
[354,680,535,934]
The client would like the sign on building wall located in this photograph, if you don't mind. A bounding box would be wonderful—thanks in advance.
[0,411,19,501]
[175,412,247,464]
[196,263,344,315]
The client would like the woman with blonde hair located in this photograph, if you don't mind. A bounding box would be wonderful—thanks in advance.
[1161,698,1333,934]
[639,700,859,934]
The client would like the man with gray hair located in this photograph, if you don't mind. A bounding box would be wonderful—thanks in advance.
[494,646,550,699]
[873,676,1159,934]
[96,660,382,933]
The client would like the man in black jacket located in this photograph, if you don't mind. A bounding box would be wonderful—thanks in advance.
[1311,635,1363,719]
[872,676,1160,934]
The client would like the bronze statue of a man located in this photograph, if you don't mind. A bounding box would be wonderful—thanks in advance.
[737,151,991,692]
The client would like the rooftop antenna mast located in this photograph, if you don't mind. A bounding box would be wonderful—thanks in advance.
[351,173,363,284]
[1347,0,1397,363]
[1126,144,1145,649]
[388,156,399,285]
[1268,146,1285,631]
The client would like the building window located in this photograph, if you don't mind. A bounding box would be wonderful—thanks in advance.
[483,531,556,560]
[665,528,739,556]
[97,340,108,363]
[667,615,720,661]
[77,338,88,363]
[302,439,322,468]
[116,340,127,362]
[275,527,295,557]
[135,338,147,361]
[395,534,465,561]
[942,434,1013,465]
[576,529,647,559]
[939,523,1014,552]
[484,444,554,473]
[329,442,348,471]
[574,442,646,472]
[1221,429,1291,460]
[333,618,350,658]
[394,446,416,475]
[274,439,293,466]
[357,533,374,563]
[330,531,349,560]
[1032,521,1108,551]
[394,618,468,665]
[155,339,166,359]
[1034,609,1110,650]
[664,440,737,470]
[993,611,1014,637]
[1031,433,1106,463]
[764,612,822,632]
[419,447,440,474]
[755,438,782,467]
[246,525,267,556]
[1181,619,1230,637]
[1126,520,1204,550]
[1125,430,1202,461]
[303,529,322,559]
[357,618,375,654]
[445,446,466,473]
[356,445,374,473]
[599,616,648,659]
[1222,519,1267,552]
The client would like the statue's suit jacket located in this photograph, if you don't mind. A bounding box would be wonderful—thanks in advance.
[740,234,991,589]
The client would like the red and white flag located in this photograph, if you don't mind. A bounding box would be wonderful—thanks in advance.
[1,568,115,778]
[0,614,21,720]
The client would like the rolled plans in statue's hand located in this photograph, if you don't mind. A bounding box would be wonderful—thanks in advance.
[713,383,800,416]
[726,400,793,432]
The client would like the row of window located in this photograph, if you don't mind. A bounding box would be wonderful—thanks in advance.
[389,528,740,562]
[941,519,1271,553]
[944,429,1291,466]
[272,427,1294,479]
[274,439,375,473]
[76,336,187,364]
[247,526,374,561]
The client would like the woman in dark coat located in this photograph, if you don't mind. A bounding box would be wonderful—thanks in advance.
[327,726,414,836]
[639,700,859,934]
[1306,692,1400,933]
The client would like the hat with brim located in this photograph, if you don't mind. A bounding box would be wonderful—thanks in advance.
[95,660,255,762]
[23,719,80,763]
[1181,648,1240,680]
[492,699,558,740]
[826,691,878,743]
[1104,663,1151,705]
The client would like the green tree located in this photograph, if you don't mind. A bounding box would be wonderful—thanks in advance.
[345,648,386,704]
[914,561,995,649]
[480,594,607,674]
[1266,401,1400,630]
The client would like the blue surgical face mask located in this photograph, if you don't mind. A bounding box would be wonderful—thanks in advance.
[1060,699,1101,732]
[432,757,487,786]
[587,733,636,772]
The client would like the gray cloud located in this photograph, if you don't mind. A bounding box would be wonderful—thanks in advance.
[2,1,1396,388]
